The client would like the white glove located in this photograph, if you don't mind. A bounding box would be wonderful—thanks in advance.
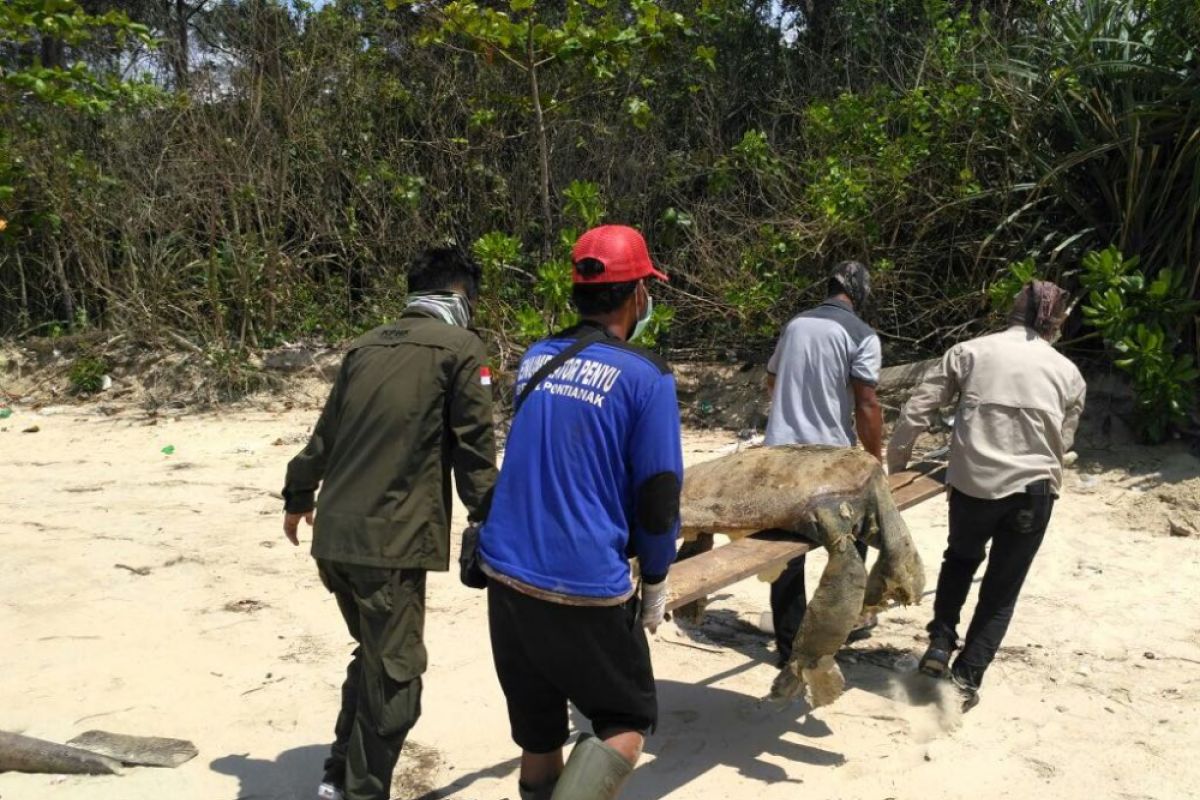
[641,579,669,633]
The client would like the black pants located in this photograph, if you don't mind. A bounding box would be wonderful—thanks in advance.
[770,537,869,662]
[929,487,1054,688]
[488,581,657,754]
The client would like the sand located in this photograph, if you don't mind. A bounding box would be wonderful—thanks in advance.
[1,400,1199,800]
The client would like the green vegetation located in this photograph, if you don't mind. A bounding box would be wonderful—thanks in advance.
[1079,248,1199,443]
[1,0,1198,431]
[68,352,107,393]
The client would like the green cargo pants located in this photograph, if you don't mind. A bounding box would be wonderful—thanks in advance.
[317,560,427,800]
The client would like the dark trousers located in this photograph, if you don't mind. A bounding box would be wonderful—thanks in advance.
[318,560,427,800]
[487,581,657,753]
[929,487,1054,688]
[770,537,869,662]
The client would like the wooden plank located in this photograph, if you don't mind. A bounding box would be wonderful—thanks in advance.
[667,537,813,611]
[892,469,947,510]
[665,463,946,612]
[887,460,944,492]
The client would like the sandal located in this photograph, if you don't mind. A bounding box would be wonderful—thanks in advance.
[918,638,955,678]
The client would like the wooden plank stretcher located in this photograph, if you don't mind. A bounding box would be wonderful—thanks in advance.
[665,462,947,612]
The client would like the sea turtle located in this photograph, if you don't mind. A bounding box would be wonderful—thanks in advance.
[678,444,925,707]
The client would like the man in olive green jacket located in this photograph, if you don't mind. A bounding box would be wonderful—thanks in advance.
[282,247,497,800]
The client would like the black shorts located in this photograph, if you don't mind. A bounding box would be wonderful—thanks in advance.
[487,581,657,753]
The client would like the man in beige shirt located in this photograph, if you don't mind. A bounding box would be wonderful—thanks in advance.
[887,280,1086,709]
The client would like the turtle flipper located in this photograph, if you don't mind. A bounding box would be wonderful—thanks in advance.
[781,515,867,707]
[769,658,806,702]
[802,656,845,707]
[863,478,925,610]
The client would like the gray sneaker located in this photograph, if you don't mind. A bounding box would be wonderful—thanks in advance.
[317,782,344,800]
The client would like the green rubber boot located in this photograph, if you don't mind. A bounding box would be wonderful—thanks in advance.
[549,735,634,800]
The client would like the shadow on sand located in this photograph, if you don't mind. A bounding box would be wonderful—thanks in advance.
[419,673,843,800]
[211,740,463,800]
[211,744,328,800]
[619,678,843,799]
[211,613,953,799]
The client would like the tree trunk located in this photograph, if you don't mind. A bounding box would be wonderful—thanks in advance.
[173,0,191,90]
[14,250,31,331]
[51,244,75,324]
[527,26,554,260]
[40,36,65,69]
[804,0,834,48]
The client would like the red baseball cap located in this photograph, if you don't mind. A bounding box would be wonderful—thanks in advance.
[571,225,668,284]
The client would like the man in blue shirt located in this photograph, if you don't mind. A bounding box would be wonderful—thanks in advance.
[480,225,683,800]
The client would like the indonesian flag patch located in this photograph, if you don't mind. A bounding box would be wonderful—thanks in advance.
[480,366,492,386]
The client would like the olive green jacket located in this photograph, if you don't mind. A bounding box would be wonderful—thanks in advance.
[284,310,498,570]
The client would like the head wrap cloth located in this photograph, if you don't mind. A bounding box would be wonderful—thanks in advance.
[830,260,872,310]
[1009,280,1069,337]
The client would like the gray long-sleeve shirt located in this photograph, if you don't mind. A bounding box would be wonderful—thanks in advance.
[887,325,1086,499]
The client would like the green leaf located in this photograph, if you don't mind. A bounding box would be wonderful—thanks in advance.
[693,44,716,71]
[625,96,652,129]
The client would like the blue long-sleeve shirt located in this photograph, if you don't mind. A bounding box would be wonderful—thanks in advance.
[480,323,684,602]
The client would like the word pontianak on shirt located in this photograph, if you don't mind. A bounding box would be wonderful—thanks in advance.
[517,353,624,408]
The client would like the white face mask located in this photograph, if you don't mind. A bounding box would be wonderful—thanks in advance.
[630,286,653,342]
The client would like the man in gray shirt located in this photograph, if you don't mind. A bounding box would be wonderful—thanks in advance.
[888,280,1086,710]
[764,261,884,665]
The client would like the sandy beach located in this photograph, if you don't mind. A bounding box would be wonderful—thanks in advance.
[2,399,1199,800]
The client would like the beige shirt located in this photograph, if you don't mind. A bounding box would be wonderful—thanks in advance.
[887,325,1086,499]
